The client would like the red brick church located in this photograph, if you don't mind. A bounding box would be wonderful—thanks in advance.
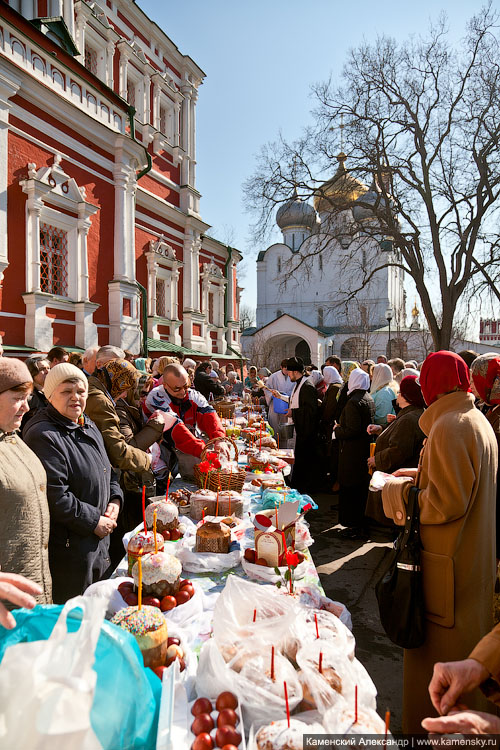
[0,0,242,363]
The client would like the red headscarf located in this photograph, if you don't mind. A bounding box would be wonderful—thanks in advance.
[399,375,426,408]
[418,351,470,406]
[470,354,500,405]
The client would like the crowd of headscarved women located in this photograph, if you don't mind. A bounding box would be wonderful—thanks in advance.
[1,345,500,735]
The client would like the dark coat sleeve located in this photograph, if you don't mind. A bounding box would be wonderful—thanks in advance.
[293,381,319,441]
[335,397,363,440]
[23,432,101,535]
[374,409,425,473]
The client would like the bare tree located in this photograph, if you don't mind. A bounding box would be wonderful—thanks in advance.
[239,304,256,332]
[244,5,500,350]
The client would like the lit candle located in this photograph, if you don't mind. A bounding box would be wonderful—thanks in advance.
[385,710,390,739]
[137,550,143,610]
[284,681,290,729]
[153,508,158,554]
[314,613,319,639]
[271,645,275,680]
[202,506,207,524]
[141,485,147,534]
[318,651,323,674]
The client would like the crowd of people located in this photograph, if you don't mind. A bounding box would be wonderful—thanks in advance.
[1,342,500,735]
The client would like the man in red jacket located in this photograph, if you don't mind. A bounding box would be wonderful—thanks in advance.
[143,363,226,475]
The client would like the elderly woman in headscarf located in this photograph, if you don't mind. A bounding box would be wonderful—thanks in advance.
[470,353,500,557]
[23,363,123,603]
[381,351,497,733]
[333,368,375,539]
[85,359,158,566]
[370,363,398,426]
[318,365,344,489]
[365,375,426,530]
[335,361,359,422]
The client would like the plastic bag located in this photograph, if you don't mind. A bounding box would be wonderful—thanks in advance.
[287,585,353,631]
[241,556,308,583]
[247,714,325,750]
[295,519,314,549]
[260,488,318,511]
[283,607,355,663]
[323,697,388,734]
[296,640,377,711]
[161,581,204,627]
[212,574,300,650]
[177,536,242,573]
[196,639,303,730]
[0,597,160,750]
[83,577,132,618]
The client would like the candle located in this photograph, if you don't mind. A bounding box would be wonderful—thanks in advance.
[202,506,207,524]
[165,472,171,501]
[318,651,323,674]
[275,502,278,528]
[228,492,231,515]
[259,422,262,450]
[253,608,257,622]
[355,685,358,724]
[277,433,279,449]
[281,529,287,565]
[153,508,158,554]
[137,550,143,610]
[284,681,290,728]
[314,613,319,639]
[271,645,275,680]
[385,710,390,740]
[141,485,147,534]
[216,485,220,517]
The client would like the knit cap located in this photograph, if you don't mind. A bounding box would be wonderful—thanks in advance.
[0,358,32,394]
[44,363,88,400]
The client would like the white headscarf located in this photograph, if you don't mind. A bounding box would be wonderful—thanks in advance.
[307,370,324,386]
[323,366,343,386]
[347,368,370,394]
[400,367,419,379]
[370,363,393,393]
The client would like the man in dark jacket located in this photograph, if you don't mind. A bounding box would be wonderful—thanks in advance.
[287,356,320,493]
[194,362,225,400]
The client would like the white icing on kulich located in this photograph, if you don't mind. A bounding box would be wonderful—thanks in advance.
[132,551,181,586]
[145,500,178,526]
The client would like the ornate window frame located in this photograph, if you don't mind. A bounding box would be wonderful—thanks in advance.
[146,235,183,343]
[200,261,227,330]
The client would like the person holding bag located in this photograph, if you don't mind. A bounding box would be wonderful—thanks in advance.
[380,351,497,733]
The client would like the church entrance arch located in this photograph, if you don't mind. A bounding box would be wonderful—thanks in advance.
[295,339,311,365]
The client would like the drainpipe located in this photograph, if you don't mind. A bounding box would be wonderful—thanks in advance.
[223,245,245,380]
[127,105,152,356]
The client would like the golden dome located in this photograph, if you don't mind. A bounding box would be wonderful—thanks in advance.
[314,153,368,214]
[412,300,420,318]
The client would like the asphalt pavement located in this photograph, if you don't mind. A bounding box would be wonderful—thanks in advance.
[309,491,404,732]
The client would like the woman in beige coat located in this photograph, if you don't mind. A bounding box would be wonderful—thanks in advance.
[0,358,52,606]
[382,351,497,733]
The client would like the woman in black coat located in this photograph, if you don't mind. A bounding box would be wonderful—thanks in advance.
[334,368,375,539]
[23,363,123,603]
[194,362,225,400]
[364,375,426,528]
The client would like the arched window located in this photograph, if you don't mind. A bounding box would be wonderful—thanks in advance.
[341,337,370,360]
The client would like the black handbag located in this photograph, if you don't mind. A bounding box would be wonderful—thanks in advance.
[375,485,426,649]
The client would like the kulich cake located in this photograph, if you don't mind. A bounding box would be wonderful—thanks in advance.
[145,500,179,534]
[255,718,324,750]
[196,518,231,553]
[169,488,192,508]
[216,490,244,519]
[110,605,168,669]
[239,653,301,702]
[190,489,217,521]
[335,707,387,734]
[132,551,182,598]
[248,450,271,470]
[260,435,277,449]
[298,667,342,711]
[127,530,164,576]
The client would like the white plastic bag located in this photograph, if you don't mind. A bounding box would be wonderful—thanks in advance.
[196,639,303,730]
[323,696,388,734]
[283,607,355,662]
[212,574,300,650]
[0,596,105,750]
[241,556,308,583]
[177,536,242,573]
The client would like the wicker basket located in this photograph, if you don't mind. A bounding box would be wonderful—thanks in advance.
[193,437,246,492]
[214,400,236,419]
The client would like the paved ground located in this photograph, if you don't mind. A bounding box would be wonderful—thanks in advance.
[308,491,404,732]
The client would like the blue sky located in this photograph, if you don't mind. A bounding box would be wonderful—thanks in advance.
[137,0,486,314]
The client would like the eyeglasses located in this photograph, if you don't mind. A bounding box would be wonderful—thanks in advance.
[167,381,190,393]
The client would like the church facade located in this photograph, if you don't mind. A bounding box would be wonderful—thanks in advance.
[244,154,407,366]
[0,0,242,362]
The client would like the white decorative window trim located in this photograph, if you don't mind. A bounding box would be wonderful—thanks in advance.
[20,154,98,302]
[201,261,226,329]
[146,235,183,322]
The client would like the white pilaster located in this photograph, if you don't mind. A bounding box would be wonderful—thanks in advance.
[106,39,115,89]
[112,166,129,281]
[74,301,99,348]
[63,0,76,43]
[117,42,130,99]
